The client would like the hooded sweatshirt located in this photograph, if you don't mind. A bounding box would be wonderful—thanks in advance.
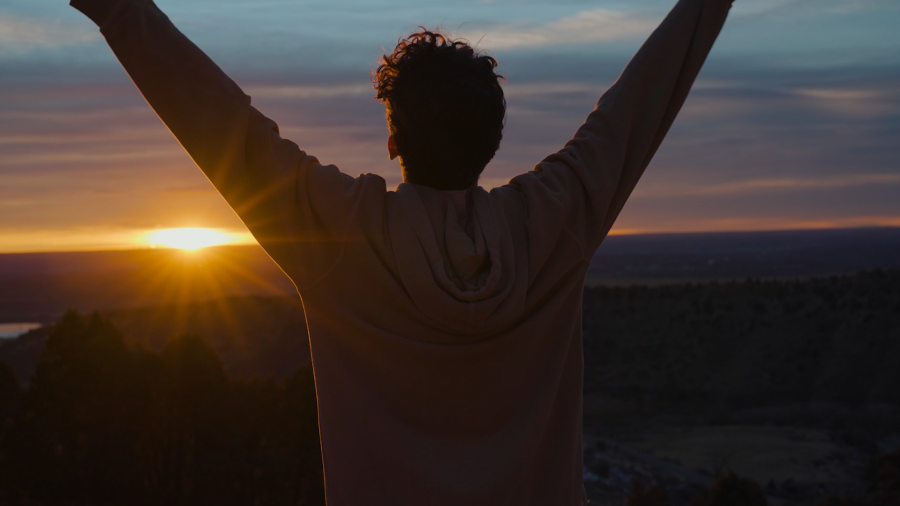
[70,0,733,503]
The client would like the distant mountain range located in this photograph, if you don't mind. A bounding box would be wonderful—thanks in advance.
[586,226,900,284]
[2,227,900,322]
[0,245,296,322]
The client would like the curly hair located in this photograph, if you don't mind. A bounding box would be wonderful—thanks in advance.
[374,29,506,190]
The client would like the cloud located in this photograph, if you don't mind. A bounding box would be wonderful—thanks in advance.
[0,13,99,55]
[797,0,894,14]
[673,78,900,125]
[503,82,599,98]
[244,84,372,99]
[795,89,880,101]
[729,0,890,17]
[0,149,177,167]
[637,174,900,198]
[730,0,799,17]
[462,8,658,50]
[793,87,894,118]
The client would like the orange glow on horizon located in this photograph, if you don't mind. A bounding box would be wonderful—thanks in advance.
[2,217,900,254]
[144,228,246,251]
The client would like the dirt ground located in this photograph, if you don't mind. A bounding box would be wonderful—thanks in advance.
[583,423,872,505]
[625,425,868,494]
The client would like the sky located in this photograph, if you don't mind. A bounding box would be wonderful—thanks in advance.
[1,0,899,252]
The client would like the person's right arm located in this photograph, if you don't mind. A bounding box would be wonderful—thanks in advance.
[70,0,370,289]
[511,0,733,255]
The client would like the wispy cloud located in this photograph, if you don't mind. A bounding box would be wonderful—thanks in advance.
[638,174,900,197]
[0,13,99,55]
[678,80,898,120]
[462,8,658,50]
[729,0,890,17]
[730,0,799,17]
[502,82,599,97]
[793,87,894,117]
[244,84,372,99]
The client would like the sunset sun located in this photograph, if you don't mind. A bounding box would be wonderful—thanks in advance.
[145,227,235,251]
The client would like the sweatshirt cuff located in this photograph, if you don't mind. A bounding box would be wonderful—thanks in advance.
[70,0,137,29]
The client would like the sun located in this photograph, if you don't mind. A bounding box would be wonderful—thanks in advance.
[145,228,235,251]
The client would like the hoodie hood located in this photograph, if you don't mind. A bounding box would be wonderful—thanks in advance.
[390,183,527,335]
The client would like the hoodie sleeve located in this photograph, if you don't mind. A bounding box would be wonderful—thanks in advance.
[510,0,733,255]
[70,0,370,290]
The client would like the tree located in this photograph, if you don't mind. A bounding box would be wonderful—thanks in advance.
[0,358,19,427]
[10,311,154,505]
[0,312,325,505]
[140,334,230,505]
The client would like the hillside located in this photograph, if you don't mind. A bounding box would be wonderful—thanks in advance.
[583,269,900,410]
[3,269,900,504]
[4,268,898,418]
[579,270,900,503]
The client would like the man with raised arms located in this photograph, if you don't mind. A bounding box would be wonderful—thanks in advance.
[69,0,734,503]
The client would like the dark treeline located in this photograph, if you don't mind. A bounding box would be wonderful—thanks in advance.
[0,311,323,506]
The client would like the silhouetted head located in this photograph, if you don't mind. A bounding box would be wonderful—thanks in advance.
[374,29,506,190]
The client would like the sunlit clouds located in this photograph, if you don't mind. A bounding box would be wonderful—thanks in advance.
[244,84,372,100]
[793,87,893,118]
[461,8,658,50]
[0,13,99,55]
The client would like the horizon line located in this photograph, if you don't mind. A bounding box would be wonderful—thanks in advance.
[2,224,899,256]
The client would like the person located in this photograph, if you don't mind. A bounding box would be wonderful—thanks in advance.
[69,0,734,503]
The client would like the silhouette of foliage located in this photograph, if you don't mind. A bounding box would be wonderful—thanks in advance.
[0,358,20,503]
[626,480,669,506]
[811,449,900,506]
[813,496,872,506]
[0,311,323,505]
[875,450,900,506]
[691,473,768,506]
[0,359,18,426]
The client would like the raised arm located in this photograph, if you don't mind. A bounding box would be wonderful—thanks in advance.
[71,0,368,288]
[515,0,733,254]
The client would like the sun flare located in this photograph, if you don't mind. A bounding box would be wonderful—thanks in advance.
[145,228,235,251]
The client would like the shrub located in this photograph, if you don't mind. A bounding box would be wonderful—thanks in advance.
[692,473,768,506]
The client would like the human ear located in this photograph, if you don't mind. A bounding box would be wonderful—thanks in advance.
[388,135,399,161]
